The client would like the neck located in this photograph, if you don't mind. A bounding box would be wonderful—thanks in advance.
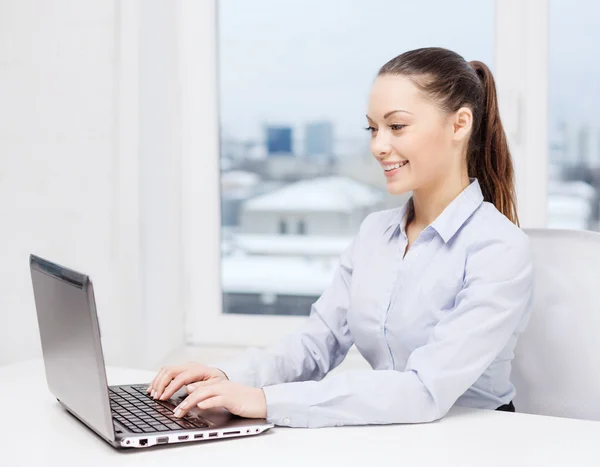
[409,172,471,229]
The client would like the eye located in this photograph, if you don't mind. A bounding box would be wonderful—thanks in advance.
[390,124,406,131]
[364,126,377,134]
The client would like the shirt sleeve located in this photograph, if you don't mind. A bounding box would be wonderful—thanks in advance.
[262,234,534,428]
[212,235,357,389]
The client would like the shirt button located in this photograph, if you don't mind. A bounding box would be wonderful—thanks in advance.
[282,417,291,426]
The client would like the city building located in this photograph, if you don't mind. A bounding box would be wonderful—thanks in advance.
[305,121,334,163]
[239,175,386,236]
[266,125,293,156]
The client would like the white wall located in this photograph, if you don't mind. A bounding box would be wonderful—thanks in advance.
[0,1,117,366]
[0,0,186,369]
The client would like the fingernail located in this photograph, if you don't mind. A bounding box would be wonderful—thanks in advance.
[174,409,182,418]
[177,401,187,410]
[152,390,157,399]
[187,385,195,391]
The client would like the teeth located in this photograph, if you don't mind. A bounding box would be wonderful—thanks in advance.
[384,161,407,171]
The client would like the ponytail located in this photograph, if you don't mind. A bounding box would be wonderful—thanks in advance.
[468,61,519,226]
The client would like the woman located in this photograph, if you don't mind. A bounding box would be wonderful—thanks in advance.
[148,47,534,428]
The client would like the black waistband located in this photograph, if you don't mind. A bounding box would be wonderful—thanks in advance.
[495,400,515,412]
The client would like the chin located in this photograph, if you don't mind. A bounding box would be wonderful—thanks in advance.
[385,179,413,196]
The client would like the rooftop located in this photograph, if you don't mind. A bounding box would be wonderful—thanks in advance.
[243,176,384,213]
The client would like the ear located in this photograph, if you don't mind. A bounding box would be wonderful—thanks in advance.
[452,107,473,142]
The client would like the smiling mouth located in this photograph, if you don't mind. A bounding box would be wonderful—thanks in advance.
[383,161,409,171]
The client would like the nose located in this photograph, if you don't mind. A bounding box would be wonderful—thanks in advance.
[371,131,392,161]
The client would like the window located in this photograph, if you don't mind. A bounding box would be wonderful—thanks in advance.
[183,0,504,346]
[279,220,288,235]
[298,220,306,235]
[217,0,495,318]
[547,0,600,231]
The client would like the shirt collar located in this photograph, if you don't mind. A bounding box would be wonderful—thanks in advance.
[385,177,484,243]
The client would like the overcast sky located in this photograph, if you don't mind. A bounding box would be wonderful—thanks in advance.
[217,0,600,146]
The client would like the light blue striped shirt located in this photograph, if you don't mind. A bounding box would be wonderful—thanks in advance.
[217,177,535,428]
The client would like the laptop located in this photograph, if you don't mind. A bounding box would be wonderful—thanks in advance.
[29,254,273,449]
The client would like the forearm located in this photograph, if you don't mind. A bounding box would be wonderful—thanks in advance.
[262,368,441,428]
[215,310,351,388]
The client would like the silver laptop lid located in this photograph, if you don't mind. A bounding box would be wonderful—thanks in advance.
[30,254,115,443]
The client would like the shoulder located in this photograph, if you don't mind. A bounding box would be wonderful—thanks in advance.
[461,201,533,277]
[467,201,531,250]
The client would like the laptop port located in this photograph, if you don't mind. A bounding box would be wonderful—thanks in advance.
[139,439,148,446]
[178,435,189,441]
[209,432,218,438]
[156,436,169,444]
[194,434,204,439]
[223,430,240,436]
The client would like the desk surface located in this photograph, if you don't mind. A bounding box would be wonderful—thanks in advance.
[2,360,599,467]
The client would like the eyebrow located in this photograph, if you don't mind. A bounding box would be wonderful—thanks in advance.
[366,109,414,120]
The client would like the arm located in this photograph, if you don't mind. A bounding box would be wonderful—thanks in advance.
[214,235,357,389]
[262,235,534,428]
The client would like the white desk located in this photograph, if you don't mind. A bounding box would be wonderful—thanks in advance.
[2,360,599,467]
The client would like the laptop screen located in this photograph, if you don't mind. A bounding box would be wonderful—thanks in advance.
[30,255,115,442]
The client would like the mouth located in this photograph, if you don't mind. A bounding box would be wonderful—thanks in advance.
[383,161,409,177]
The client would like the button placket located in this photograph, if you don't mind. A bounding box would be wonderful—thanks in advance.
[380,236,407,369]
[382,232,435,369]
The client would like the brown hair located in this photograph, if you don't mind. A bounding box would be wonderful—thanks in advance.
[378,47,519,226]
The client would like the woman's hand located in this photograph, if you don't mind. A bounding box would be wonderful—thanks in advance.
[173,380,267,420]
[147,362,228,401]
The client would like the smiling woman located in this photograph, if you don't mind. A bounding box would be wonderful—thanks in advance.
[165,40,535,428]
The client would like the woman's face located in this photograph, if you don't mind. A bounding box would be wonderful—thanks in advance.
[366,74,460,196]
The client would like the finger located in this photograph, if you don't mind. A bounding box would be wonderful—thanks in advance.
[154,366,186,398]
[151,368,174,397]
[185,379,220,394]
[173,384,224,418]
[196,395,227,411]
[148,368,168,395]
[147,368,163,392]
[156,368,189,400]
[159,371,215,401]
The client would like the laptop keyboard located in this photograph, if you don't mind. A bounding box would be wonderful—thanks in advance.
[109,385,209,434]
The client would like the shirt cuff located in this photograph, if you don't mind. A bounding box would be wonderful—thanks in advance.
[262,383,311,428]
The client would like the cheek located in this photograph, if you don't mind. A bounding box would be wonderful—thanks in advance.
[409,127,451,173]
